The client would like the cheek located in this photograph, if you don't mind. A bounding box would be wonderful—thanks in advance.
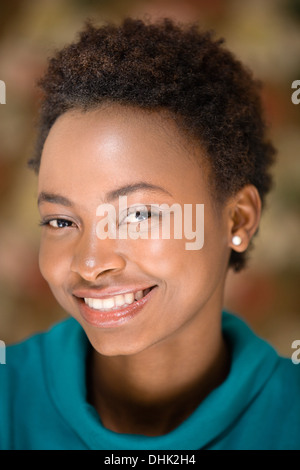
[124,238,205,306]
[124,237,187,277]
[38,237,69,287]
[39,238,75,314]
[127,213,228,300]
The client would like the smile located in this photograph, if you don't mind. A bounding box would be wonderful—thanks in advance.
[74,286,157,328]
[83,288,152,312]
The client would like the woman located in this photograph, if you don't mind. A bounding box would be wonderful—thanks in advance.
[1,18,299,450]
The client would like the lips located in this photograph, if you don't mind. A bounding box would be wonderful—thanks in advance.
[83,287,152,311]
[73,285,157,328]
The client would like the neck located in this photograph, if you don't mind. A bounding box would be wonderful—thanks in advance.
[87,310,230,436]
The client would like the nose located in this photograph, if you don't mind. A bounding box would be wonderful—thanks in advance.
[70,229,126,282]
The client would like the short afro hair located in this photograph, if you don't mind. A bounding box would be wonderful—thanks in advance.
[29,17,276,271]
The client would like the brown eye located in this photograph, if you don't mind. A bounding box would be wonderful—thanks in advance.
[120,206,160,225]
[46,219,74,229]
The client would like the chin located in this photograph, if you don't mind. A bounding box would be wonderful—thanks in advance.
[86,330,153,357]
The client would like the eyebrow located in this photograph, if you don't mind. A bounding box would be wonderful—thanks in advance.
[105,182,172,202]
[37,192,73,207]
[37,182,172,207]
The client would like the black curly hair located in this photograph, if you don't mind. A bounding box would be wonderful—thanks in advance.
[28,17,276,271]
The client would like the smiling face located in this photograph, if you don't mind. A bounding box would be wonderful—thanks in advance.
[38,105,232,356]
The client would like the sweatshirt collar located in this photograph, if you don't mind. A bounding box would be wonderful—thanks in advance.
[44,312,279,450]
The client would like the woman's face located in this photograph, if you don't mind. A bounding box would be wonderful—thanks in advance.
[38,105,231,356]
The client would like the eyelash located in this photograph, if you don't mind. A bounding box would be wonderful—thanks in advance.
[120,206,161,224]
[39,206,163,231]
[38,218,75,229]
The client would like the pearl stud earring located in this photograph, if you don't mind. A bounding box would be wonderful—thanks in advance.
[232,235,242,246]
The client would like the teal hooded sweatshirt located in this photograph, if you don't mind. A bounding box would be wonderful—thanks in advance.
[0,312,299,450]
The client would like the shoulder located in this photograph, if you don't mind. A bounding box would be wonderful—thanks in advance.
[0,317,82,449]
[222,310,300,392]
[220,311,300,449]
[244,357,300,449]
[1,316,82,382]
[265,355,300,410]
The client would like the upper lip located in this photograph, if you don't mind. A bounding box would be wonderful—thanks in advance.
[72,284,156,300]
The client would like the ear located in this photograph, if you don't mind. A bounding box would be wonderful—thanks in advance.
[226,185,262,253]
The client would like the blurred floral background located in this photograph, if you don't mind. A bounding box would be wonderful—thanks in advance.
[0,0,299,356]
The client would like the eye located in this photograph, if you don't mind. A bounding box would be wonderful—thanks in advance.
[50,219,73,229]
[119,206,161,225]
[39,218,75,229]
[126,208,151,223]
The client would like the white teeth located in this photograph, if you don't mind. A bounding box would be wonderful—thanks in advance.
[84,289,149,311]
[102,297,115,309]
[85,298,102,309]
[114,294,126,307]
[124,293,134,305]
[135,290,144,301]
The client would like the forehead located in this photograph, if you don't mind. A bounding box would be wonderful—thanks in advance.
[38,105,209,204]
